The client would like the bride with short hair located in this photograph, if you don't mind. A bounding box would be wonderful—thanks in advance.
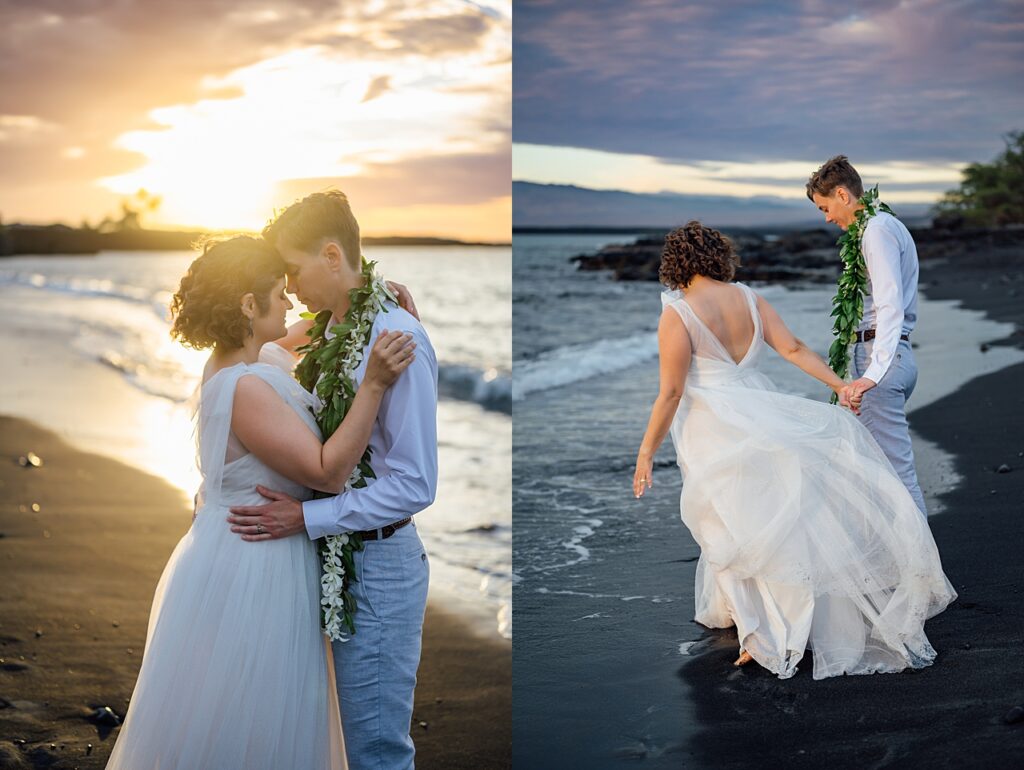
[633,221,955,679]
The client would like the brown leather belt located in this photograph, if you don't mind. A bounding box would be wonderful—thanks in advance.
[855,329,910,343]
[358,517,412,541]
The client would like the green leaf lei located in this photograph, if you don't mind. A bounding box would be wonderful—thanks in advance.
[294,257,395,640]
[827,185,894,404]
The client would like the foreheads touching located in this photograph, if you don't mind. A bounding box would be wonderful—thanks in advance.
[262,190,362,274]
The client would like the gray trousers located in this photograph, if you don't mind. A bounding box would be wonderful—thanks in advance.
[332,523,429,770]
[852,338,927,516]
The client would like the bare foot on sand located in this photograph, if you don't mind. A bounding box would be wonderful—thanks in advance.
[733,650,753,667]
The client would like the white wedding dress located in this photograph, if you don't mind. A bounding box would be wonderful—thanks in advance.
[106,361,346,769]
[665,284,956,680]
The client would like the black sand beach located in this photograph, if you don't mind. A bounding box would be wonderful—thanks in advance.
[511,230,1024,769]
[675,247,1024,768]
[0,417,511,769]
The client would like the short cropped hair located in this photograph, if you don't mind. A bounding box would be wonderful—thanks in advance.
[806,155,864,200]
[262,190,361,268]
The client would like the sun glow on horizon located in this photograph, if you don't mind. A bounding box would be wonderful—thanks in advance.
[96,9,509,237]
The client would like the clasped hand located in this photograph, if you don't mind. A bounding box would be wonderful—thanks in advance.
[837,377,876,415]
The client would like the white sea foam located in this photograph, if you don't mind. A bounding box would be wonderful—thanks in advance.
[513,284,1024,407]
[678,639,712,656]
[513,331,658,400]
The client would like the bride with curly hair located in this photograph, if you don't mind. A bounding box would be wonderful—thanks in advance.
[106,235,415,769]
[633,221,955,680]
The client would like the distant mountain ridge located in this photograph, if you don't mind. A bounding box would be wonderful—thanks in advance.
[513,181,933,230]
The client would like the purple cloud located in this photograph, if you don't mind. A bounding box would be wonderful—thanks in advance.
[514,0,1024,165]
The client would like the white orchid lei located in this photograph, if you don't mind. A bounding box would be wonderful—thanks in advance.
[295,258,395,640]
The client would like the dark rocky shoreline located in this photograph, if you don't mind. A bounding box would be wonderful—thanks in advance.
[570,225,1024,284]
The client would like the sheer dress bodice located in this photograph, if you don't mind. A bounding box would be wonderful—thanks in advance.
[196,362,321,510]
[663,283,772,388]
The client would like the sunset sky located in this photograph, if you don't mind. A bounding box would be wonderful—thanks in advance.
[514,0,1024,205]
[0,0,510,241]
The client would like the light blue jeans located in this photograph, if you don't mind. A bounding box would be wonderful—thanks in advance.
[852,339,928,516]
[332,522,429,770]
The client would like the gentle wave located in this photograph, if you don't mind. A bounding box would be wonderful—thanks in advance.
[91,346,197,403]
[0,270,170,319]
[3,270,508,411]
[96,344,509,411]
[438,364,511,412]
[418,522,513,640]
[513,332,658,399]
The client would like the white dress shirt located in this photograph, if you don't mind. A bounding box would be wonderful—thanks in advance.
[302,302,438,536]
[858,211,919,384]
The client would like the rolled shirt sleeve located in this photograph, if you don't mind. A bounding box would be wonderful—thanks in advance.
[302,324,438,537]
[861,220,905,385]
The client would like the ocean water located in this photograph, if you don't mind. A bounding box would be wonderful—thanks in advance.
[0,246,511,641]
[511,233,1024,766]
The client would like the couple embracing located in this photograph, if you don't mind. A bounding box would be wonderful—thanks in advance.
[634,156,957,679]
[107,191,437,768]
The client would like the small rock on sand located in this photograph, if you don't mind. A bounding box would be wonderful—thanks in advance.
[17,452,42,468]
[88,706,122,727]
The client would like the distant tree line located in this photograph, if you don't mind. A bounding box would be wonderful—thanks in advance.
[935,131,1024,227]
[82,189,163,233]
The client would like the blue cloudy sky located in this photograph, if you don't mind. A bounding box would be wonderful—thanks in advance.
[513,0,1024,204]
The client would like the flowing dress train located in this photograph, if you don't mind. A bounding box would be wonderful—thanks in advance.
[665,284,956,679]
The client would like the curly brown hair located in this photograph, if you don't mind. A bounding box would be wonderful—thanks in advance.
[805,155,864,201]
[658,221,739,289]
[170,236,285,350]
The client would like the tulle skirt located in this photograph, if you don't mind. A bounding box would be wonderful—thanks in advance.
[672,372,956,680]
[106,504,345,769]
